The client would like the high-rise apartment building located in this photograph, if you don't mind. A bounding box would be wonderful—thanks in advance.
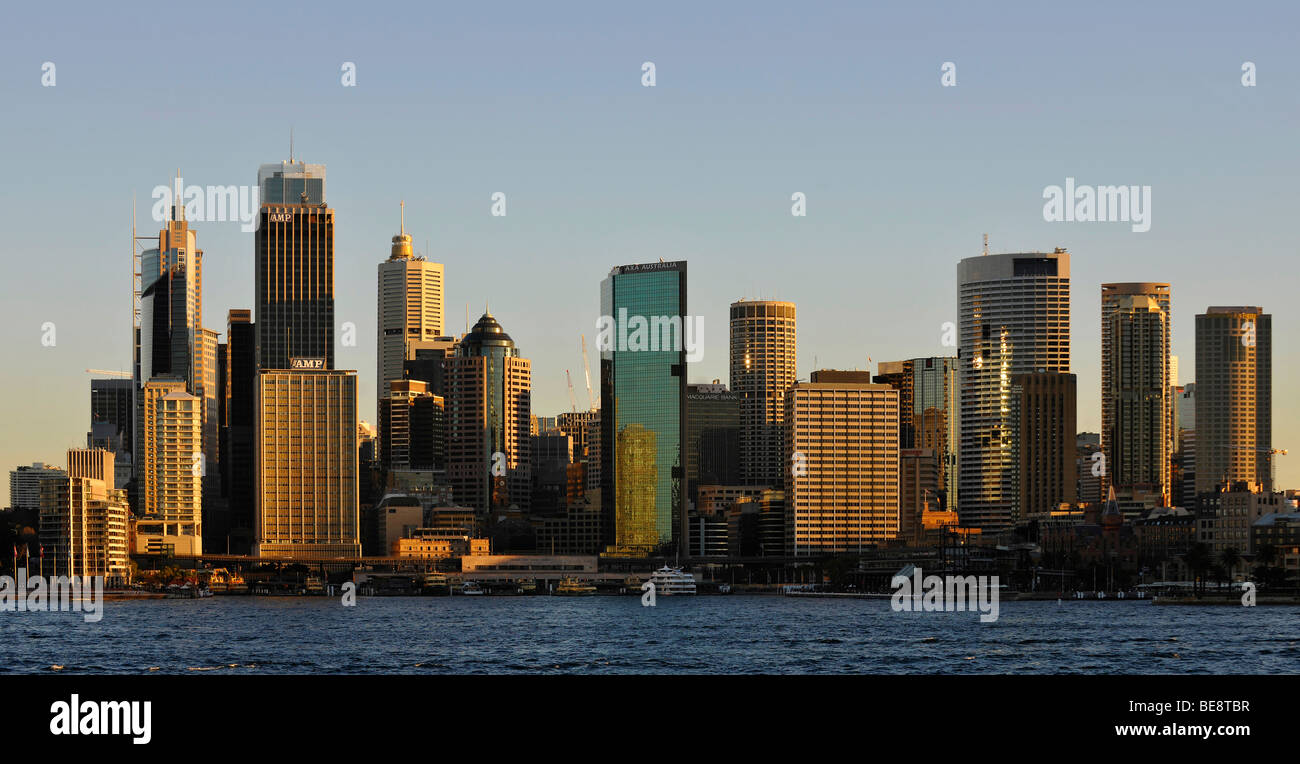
[785,373,899,555]
[9,463,67,511]
[39,455,130,584]
[444,312,532,516]
[1102,283,1171,500]
[1195,307,1272,493]
[254,369,360,557]
[730,299,796,488]
[601,262,688,556]
[957,249,1070,532]
[137,380,203,556]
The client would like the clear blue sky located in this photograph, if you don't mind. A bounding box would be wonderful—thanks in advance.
[2,0,1298,505]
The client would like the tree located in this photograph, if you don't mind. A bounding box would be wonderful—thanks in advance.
[1219,547,1241,584]
[1182,543,1212,598]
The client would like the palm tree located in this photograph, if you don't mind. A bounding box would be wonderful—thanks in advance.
[1254,544,1277,588]
[1219,547,1241,585]
[1183,543,1212,598]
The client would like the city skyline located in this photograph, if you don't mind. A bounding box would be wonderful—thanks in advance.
[4,1,1299,506]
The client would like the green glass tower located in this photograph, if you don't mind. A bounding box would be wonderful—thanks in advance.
[599,261,688,557]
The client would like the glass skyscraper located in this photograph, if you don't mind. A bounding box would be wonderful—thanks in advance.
[600,261,688,557]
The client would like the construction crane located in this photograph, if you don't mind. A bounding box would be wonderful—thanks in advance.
[86,369,131,378]
[1229,445,1288,493]
[580,335,595,411]
[565,370,577,414]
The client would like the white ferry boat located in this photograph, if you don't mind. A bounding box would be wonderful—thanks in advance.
[649,566,697,596]
[459,581,485,596]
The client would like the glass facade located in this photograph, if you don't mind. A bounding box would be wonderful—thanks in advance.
[600,262,687,556]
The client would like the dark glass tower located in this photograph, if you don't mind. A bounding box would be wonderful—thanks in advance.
[599,261,688,557]
[254,160,334,371]
[221,309,256,554]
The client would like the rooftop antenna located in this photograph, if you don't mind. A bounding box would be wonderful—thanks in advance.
[289,127,294,164]
[173,168,184,222]
[982,233,989,256]
[400,200,405,236]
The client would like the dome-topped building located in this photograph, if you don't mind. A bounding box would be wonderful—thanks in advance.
[444,310,531,516]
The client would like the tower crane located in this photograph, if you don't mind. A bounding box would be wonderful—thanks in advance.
[86,369,132,378]
[566,370,577,414]
[581,335,595,411]
[1228,445,1288,493]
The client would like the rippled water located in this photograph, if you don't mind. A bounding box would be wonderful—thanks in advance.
[2,596,1297,674]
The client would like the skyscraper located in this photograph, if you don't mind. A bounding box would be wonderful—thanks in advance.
[874,357,958,509]
[730,299,796,488]
[685,382,741,501]
[444,312,532,517]
[1104,291,1170,499]
[1101,283,1171,499]
[254,370,360,557]
[601,262,688,556]
[221,310,256,553]
[254,160,333,372]
[135,198,204,483]
[89,378,133,458]
[957,249,1071,532]
[1195,307,1272,493]
[137,379,203,556]
[1011,372,1077,517]
[785,372,899,554]
[377,202,445,400]
[251,157,361,558]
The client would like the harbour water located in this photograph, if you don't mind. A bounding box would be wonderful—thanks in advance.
[3,596,1297,674]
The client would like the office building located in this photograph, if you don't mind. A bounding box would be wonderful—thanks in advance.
[254,369,361,558]
[254,159,334,372]
[875,357,958,509]
[730,299,796,488]
[1012,372,1078,518]
[89,378,134,460]
[600,262,688,556]
[221,309,256,553]
[686,382,741,504]
[785,374,899,555]
[957,249,1071,532]
[1195,307,1272,493]
[444,312,532,516]
[377,204,445,393]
